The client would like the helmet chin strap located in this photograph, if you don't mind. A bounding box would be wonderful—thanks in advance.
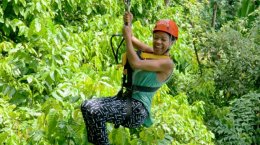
[162,36,173,55]
[162,34,174,55]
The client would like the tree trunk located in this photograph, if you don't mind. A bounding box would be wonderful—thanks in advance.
[211,2,218,28]
[164,0,170,6]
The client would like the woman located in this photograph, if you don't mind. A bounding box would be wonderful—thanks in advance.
[81,12,178,145]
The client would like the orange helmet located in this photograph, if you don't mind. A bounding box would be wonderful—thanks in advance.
[153,19,178,40]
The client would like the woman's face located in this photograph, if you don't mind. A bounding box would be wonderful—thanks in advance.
[153,31,172,55]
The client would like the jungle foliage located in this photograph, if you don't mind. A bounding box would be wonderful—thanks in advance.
[0,0,259,144]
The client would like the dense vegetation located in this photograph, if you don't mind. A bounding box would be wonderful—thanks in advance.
[0,0,259,144]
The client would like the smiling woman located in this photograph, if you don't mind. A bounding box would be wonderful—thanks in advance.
[80,12,179,145]
[153,31,173,55]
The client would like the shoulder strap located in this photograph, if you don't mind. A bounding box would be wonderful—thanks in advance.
[118,50,168,97]
[121,51,169,66]
[140,52,169,59]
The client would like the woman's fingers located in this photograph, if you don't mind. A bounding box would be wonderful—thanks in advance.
[123,12,133,26]
[129,12,133,22]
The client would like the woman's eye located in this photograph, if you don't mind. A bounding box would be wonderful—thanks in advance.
[162,38,167,42]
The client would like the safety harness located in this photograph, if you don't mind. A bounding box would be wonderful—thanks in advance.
[111,48,169,128]
[118,51,169,97]
[111,0,170,128]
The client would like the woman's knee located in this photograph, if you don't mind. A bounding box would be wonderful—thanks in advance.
[81,100,88,109]
[81,100,92,115]
[81,100,102,117]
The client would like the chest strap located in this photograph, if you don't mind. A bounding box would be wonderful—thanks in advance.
[132,85,159,92]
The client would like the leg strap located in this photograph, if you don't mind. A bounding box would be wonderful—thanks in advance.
[115,90,132,128]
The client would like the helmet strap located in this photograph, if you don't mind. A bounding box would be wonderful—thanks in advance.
[163,48,170,55]
[163,35,174,55]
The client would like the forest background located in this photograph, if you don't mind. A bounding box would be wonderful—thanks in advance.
[0,0,259,144]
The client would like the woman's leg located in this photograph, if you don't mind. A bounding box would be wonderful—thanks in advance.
[122,99,148,128]
[81,97,127,145]
[81,97,148,145]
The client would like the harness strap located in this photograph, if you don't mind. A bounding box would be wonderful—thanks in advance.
[115,51,167,128]
[140,52,169,59]
[122,52,169,66]
[132,85,159,92]
[114,89,132,129]
[114,85,158,128]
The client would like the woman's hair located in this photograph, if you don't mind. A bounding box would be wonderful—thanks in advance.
[168,33,176,42]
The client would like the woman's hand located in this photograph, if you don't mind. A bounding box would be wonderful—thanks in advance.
[123,12,133,26]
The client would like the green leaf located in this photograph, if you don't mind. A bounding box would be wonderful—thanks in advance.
[36,2,42,12]
[27,76,33,84]
[87,7,92,15]
[2,0,8,10]
[156,128,165,140]
[137,5,143,14]
[31,130,44,142]
[19,0,27,7]
[51,91,63,102]
[0,132,8,144]
[34,18,41,32]
[109,127,130,145]
[10,19,23,32]
[47,109,58,137]
[13,3,19,15]
[12,19,24,27]
[0,8,4,23]
[50,70,55,81]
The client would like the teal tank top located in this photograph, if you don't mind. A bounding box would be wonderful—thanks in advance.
[132,69,172,127]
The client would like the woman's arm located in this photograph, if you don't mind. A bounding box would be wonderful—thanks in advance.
[123,12,153,53]
[123,25,173,72]
[123,12,173,73]
[131,36,154,53]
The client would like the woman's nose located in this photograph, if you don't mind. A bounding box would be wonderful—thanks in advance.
[154,38,162,44]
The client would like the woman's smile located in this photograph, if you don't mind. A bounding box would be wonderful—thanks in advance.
[153,31,171,55]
